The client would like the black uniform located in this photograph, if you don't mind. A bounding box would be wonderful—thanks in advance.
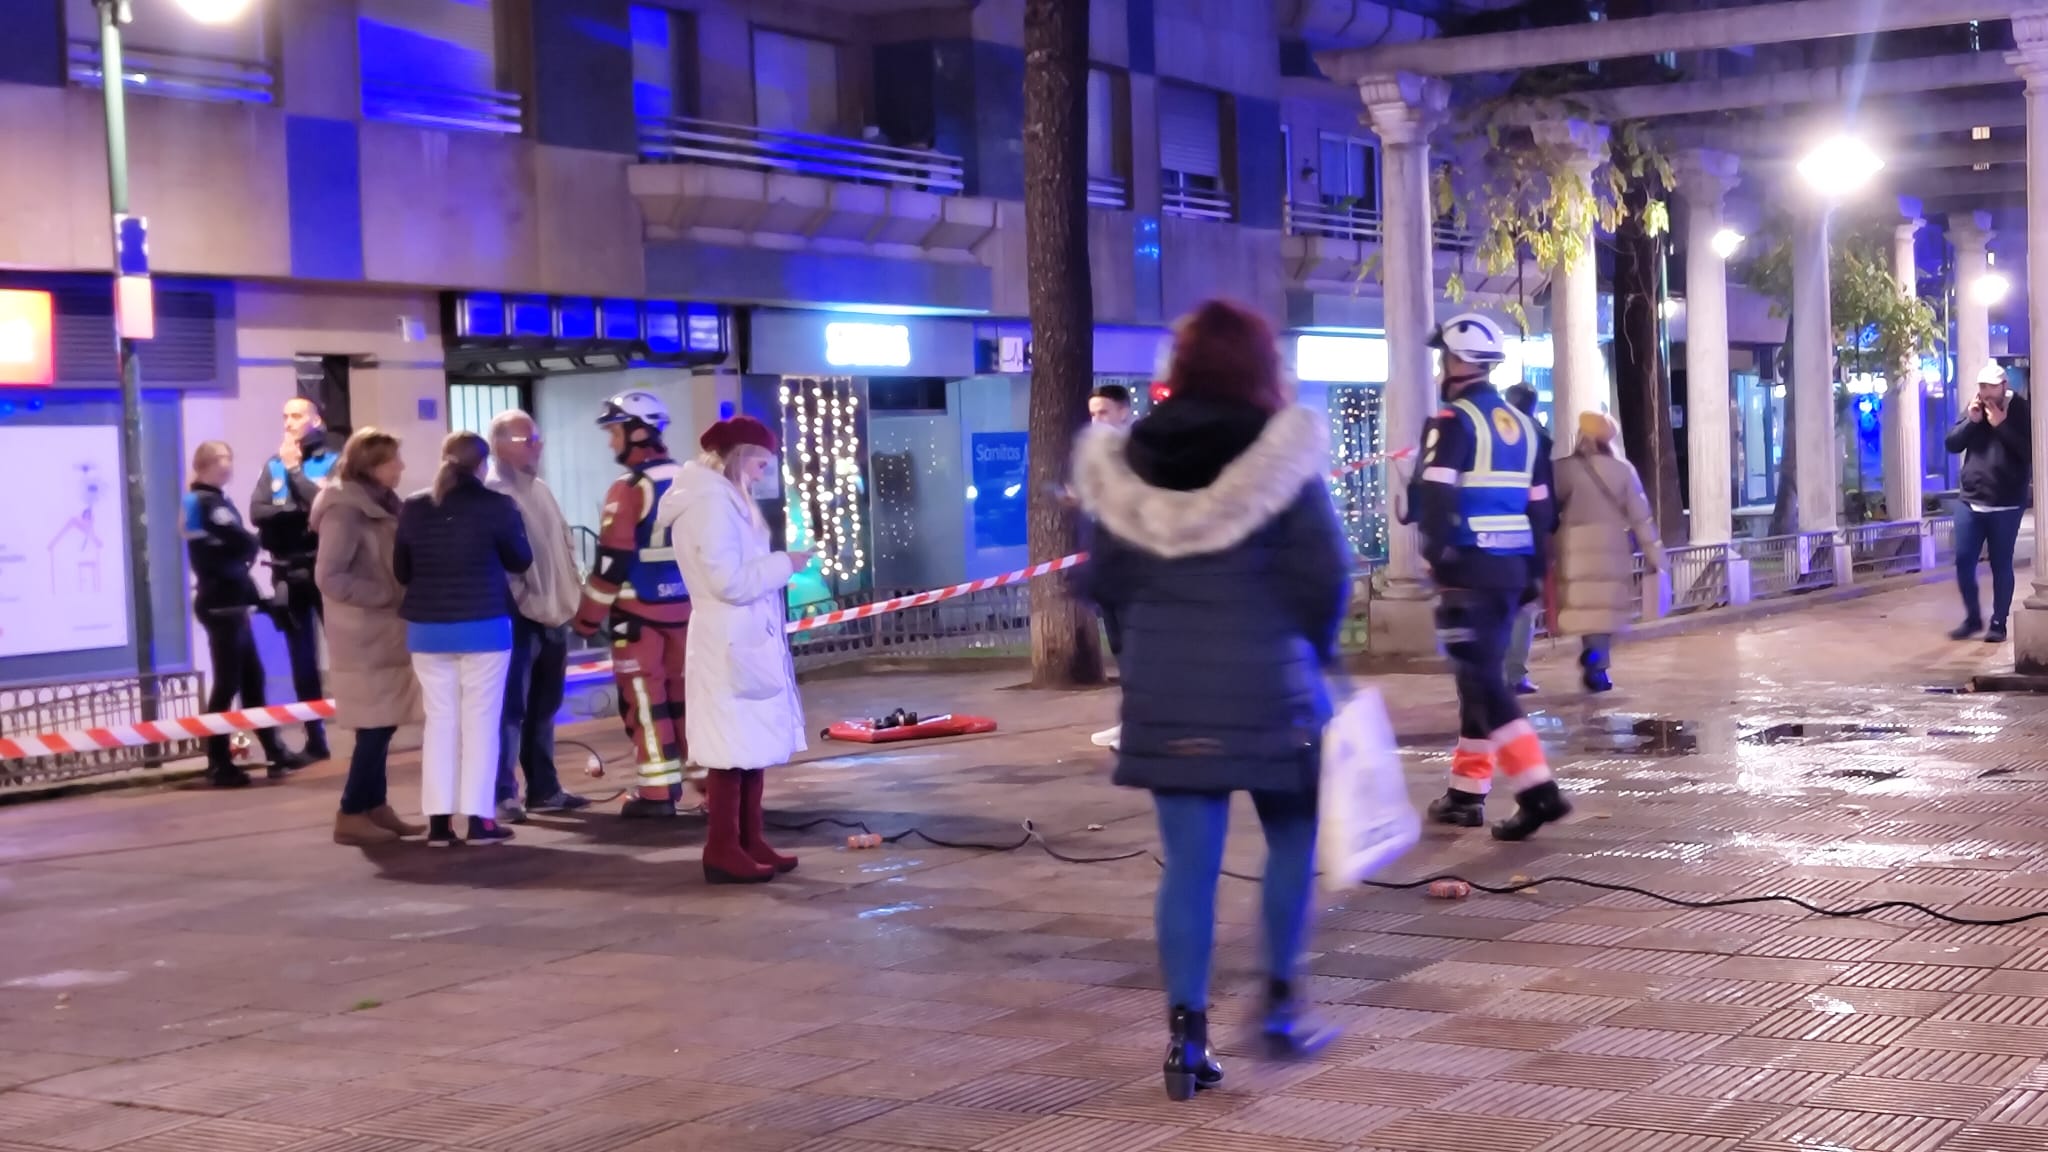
[183,484,292,782]
[1407,379,1570,841]
[250,434,337,757]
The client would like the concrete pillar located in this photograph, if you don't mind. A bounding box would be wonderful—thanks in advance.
[1677,149,1738,545]
[2008,18,2048,673]
[1360,73,1445,653]
[1537,120,1610,456]
[1790,202,1838,533]
[1885,216,1925,523]
[1950,212,1995,397]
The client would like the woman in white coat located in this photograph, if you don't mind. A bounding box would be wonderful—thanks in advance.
[1552,412,1663,693]
[667,415,814,884]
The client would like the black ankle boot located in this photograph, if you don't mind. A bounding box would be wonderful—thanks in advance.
[1262,980,1337,1060]
[1163,1006,1223,1101]
[1491,780,1572,842]
[1426,791,1485,828]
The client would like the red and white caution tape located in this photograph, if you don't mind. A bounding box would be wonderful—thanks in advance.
[4,449,1416,762]
[0,700,333,762]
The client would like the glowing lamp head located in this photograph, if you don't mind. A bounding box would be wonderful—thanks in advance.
[1972,272,2012,306]
[1797,136,1883,198]
[1710,227,1745,260]
[174,0,255,23]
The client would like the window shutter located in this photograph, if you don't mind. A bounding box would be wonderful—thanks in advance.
[1158,84,1220,178]
[358,0,500,94]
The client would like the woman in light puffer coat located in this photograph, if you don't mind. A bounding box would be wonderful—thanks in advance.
[1551,412,1663,692]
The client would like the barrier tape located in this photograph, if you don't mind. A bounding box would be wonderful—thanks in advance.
[3,448,1417,762]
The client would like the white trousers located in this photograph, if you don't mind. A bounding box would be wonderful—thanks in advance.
[412,650,512,818]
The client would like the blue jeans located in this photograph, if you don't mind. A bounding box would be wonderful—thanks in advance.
[1504,603,1538,682]
[1153,789,1319,1010]
[497,617,569,803]
[339,726,396,815]
[1955,504,2023,626]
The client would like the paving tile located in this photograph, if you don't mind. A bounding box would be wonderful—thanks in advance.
[1530,1129,1738,1152]
[698,1093,899,1137]
[1852,1047,2038,1086]
[1431,1081,1625,1122]
[1584,1094,1785,1139]
[108,1118,318,1152]
[1281,1068,1466,1109]
[466,1110,677,1152]
[1498,1052,1679,1091]
[1356,1111,1565,1152]
[1939,1123,2048,1152]
[7,1102,194,1151]
[967,1115,1183,1152]
[1739,1107,1960,1152]
[345,1099,544,1146]
[1204,1097,1401,1142]
[1807,1077,2002,1120]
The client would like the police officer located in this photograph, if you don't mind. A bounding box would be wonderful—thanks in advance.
[1407,313,1569,841]
[251,396,339,762]
[572,391,694,819]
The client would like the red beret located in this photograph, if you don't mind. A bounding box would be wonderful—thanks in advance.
[699,415,778,456]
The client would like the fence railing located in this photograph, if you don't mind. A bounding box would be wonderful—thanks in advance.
[788,583,1031,670]
[639,116,965,193]
[68,41,274,105]
[1285,201,1383,242]
[1162,183,1234,222]
[1,673,206,788]
[363,79,523,135]
[1088,175,1131,209]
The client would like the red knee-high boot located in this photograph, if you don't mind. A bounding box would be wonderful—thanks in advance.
[702,770,773,885]
[739,769,797,874]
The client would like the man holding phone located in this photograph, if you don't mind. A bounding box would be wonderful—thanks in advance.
[1944,362,2031,643]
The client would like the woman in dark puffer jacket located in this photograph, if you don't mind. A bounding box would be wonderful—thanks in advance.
[1074,299,1352,1102]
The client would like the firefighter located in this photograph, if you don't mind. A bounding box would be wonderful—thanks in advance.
[1407,313,1570,841]
[573,390,694,818]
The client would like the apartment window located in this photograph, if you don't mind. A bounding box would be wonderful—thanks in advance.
[631,5,696,123]
[1086,68,1131,208]
[65,0,272,104]
[447,381,528,437]
[753,28,839,136]
[359,0,521,134]
[1159,82,1231,221]
[1317,134,1378,211]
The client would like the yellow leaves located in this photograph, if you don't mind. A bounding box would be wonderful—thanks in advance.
[1446,271,1467,301]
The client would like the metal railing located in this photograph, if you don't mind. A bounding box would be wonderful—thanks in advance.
[1162,182,1234,221]
[1,673,206,788]
[362,79,523,135]
[1285,200,1383,242]
[1088,175,1131,209]
[1434,222,1478,251]
[68,41,274,105]
[638,116,965,193]
[1664,542,1734,615]
[789,583,1031,670]
[1846,519,1928,580]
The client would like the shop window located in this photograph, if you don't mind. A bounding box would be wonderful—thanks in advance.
[1159,82,1232,221]
[780,377,871,607]
[359,0,521,135]
[1087,68,1130,208]
[65,0,273,105]
[867,377,948,413]
[631,5,697,123]
[753,28,840,137]
[1328,385,1387,564]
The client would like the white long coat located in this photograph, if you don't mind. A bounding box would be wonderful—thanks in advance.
[664,461,807,770]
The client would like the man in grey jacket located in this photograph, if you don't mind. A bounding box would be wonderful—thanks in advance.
[489,410,590,820]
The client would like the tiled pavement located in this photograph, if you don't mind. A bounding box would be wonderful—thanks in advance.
[3,580,2048,1151]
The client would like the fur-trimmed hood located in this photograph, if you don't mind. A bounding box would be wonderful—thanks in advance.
[1073,403,1328,559]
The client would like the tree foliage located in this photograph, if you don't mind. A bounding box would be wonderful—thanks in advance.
[1734,213,1942,378]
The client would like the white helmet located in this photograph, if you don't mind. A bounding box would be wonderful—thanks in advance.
[1430,312,1508,366]
[596,390,670,432]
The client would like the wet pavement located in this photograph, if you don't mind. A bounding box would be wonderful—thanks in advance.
[1,579,2047,1151]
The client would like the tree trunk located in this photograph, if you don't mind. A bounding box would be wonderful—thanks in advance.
[1613,196,1685,543]
[1769,324,1798,535]
[1022,0,1104,689]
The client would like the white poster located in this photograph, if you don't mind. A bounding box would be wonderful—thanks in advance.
[0,426,132,659]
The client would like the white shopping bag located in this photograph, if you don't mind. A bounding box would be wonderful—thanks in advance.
[1317,685,1421,891]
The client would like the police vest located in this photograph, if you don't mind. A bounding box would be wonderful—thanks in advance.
[266,450,337,499]
[624,461,689,604]
[1447,393,1537,555]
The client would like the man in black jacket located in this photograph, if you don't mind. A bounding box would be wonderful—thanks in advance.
[251,397,339,760]
[1500,383,1553,694]
[1944,362,2032,644]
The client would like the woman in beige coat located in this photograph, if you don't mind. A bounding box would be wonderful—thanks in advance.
[1552,412,1663,693]
[312,429,425,845]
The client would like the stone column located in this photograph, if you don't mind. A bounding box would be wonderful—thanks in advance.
[1677,150,1738,545]
[1885,216,1925,523]
[1790,202,1838,533]
[1360,73,1445,654]
[1537,120,1610,456]
[1950,212,1995,398]
[2008,19,2048,673]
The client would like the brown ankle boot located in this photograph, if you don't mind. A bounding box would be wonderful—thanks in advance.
[701,771,773,885]
[367,806,426,838]
[334,812,399,846]
[738,770,797,874]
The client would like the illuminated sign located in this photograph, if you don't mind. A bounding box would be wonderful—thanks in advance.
[0,290,55,387]
[824,322,911,369]
[1294,334,1390,384]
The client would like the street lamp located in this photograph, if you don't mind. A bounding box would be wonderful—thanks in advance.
[93,0,258,713]
[1710,227,1745,260]
[1797,135,1884,198]
[1972,271,2012,306]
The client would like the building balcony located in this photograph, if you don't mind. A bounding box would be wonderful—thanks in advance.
[1088,176,1132,210]
[1282,200,1508,292]
[362,79,523,135]
[68,40,274,106]
[1162,182,1234,222]
[630,118,997,261]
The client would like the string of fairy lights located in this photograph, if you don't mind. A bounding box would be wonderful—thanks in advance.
[1329,386,1389,563]
[779,376,867,585]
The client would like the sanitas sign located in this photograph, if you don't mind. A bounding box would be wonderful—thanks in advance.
[824,322,912,369]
